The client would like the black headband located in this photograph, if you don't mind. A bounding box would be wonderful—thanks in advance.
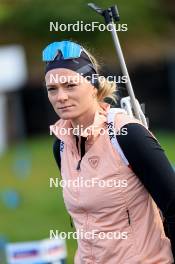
[45,51,99,89]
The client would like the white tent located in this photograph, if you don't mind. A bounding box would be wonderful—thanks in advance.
[0,45,27,155]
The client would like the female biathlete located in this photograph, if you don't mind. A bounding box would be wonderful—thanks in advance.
[43,40,175,264]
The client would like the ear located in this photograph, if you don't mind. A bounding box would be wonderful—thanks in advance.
[93,87,98,96]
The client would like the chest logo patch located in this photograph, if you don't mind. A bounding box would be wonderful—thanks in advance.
[88,156,100,169]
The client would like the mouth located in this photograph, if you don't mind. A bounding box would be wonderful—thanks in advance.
[57,105,74,110]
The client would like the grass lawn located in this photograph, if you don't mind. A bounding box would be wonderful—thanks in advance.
[0,131,174,263]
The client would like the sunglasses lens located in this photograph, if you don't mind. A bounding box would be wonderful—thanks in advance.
[42,41,82,61]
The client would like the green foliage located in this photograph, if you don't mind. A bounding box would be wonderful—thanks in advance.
[0,0,172,40]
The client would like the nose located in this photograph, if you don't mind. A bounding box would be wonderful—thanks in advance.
[56,88,68,103]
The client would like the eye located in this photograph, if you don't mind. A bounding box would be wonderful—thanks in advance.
[66,83,77,89]
[67,83,77,87]
[47,87,56,92]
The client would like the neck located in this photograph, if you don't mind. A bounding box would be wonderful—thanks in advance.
[71,102,99,130]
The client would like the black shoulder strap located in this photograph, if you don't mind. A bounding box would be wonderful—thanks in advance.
[53,138,74,228]
[53,138,61,169]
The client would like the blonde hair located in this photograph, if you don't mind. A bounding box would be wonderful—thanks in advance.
[85,49,118,104]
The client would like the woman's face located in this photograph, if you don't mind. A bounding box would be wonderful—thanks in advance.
[45,68,97,120]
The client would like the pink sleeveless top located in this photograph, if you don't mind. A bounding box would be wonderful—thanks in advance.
[50,102,173,264]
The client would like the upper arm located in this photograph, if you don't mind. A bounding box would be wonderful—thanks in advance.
[116,123,175,216]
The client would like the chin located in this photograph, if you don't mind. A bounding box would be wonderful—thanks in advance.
[57,111,78,120]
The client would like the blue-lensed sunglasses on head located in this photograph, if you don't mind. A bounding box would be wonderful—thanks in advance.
[42,41,84,61]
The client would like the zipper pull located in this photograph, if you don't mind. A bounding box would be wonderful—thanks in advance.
[70,215,74,228]
[126,209,131,225]
[76,159,81,170]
